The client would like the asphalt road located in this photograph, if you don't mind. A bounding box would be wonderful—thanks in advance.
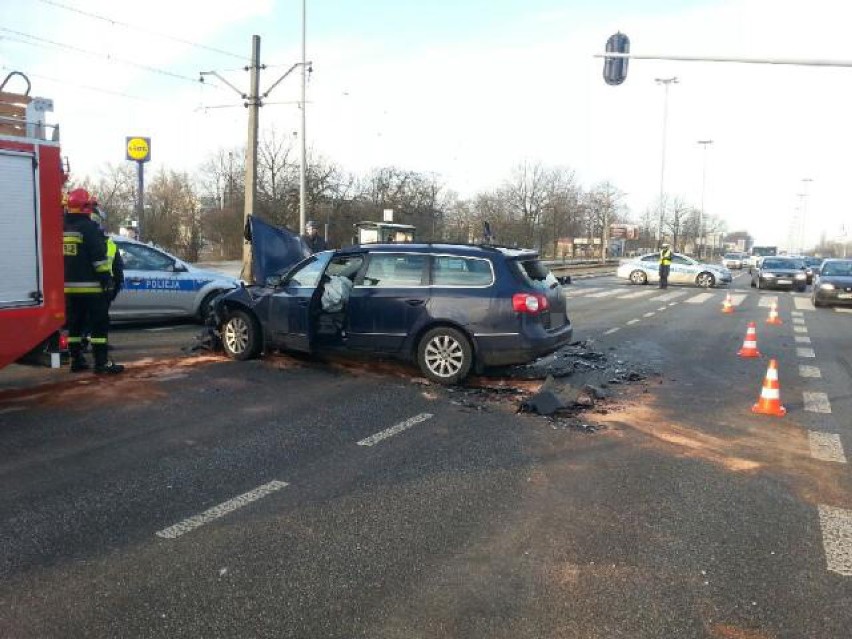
[0,271,850,638]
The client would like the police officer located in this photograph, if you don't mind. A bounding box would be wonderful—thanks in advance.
[301,220,328,254]
[63,188,124,374]
[659,242,673,289]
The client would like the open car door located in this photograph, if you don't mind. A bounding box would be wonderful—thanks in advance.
[267,252,332,353]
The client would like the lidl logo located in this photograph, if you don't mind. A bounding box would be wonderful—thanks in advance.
[126,137,151,162]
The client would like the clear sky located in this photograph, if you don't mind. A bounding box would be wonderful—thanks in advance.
[2,0,850,248]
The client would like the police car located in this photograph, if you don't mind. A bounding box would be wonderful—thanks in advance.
[110,236,239,322]
[617,252,732,288]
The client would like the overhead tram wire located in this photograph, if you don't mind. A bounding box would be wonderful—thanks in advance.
[0,64,152,101]
[0,28,231,90]
[33,0,249,62]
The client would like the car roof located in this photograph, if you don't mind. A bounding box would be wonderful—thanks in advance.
[335,243,539,259]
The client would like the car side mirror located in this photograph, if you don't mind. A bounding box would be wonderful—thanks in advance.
[172,262,188,273]
[557,275,572,286]
[265,274,283,288]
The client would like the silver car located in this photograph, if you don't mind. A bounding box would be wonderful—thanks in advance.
[617,252,732,288]
[111,236,239,322]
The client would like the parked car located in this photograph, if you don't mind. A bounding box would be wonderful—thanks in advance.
[750,256,807,292]
[812,259,852,307]
[617,252,732,288]
[212,243,573,384]
[722,252,746,269]
[802,256,824,285]
[111,236,240,322]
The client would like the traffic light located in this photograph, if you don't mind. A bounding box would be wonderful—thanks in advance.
[603,32,630,85]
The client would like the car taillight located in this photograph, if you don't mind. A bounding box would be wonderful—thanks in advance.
[59,332,69,350]
[512,293,549,313]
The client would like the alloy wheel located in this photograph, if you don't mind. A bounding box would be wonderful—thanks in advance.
[424,334,465,379]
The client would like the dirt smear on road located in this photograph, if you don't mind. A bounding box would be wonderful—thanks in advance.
[597,386,852,509]
[0,355,226,411]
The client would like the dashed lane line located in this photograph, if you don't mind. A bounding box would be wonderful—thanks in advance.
[791,311,804,317]
[603,327,620,335]
[818,505,852,576]
[809,432,847,463]
[758,296,779,308]
[643,312,656,317]
[794,297,816,311]
[793,318,806,326]
[357,413,433,447]
[626,319,640,325]
[803,392,832,414]
[685,292,715,304]
[797,348,816,358]
[794,325,808,334]
[668,302,679,306]
[155,480,290,540]
[799,365,822,378]
[657,306,668,311]
[836,308,852,314]
[795,336,812,344]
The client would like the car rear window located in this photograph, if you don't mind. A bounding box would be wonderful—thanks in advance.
[431,256,493,286]
[762,258,802,269]
[512,258,558,291]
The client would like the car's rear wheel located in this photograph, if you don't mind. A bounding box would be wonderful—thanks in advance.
[417,326,473,385]
[629,270,648,285]
[696,272,715,288]
[222,309,262,360]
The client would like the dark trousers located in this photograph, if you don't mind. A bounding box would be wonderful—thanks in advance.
[659,264,671,288]
[67,294,110,366]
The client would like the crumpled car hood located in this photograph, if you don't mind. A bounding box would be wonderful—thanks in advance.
[246,215,312,284]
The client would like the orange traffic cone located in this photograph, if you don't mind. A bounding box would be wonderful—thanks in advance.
[751,359,786,416]
[721,293,734,314]
[737,322,761,358]
[766,301,783,325]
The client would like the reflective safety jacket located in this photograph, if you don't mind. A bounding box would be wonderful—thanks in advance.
[63,214,110,294]
[660,248,673,265]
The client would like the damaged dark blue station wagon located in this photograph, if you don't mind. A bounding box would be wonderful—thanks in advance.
[213,243,573,384]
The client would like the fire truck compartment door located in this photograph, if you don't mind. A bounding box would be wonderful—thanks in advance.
[0,150,40,308]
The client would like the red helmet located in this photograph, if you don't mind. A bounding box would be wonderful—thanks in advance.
[66,188,92,213]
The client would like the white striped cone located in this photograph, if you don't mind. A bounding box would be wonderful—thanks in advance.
[737,322,761,358]
[752,359,786,416]
[767,301,782,325]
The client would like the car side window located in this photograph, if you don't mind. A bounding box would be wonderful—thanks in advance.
[671,255,690,265]
[432,256,493,286]
[640,254,657,262]
[362,253,426,287]
[287,257,326,288]
[325,255,364,281]
[118,243,175,271]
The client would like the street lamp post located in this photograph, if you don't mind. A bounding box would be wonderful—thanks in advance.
[655,77,678,247]
[697,139,713,259]
[800,178,813,253]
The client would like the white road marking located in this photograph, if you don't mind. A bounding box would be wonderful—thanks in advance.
[657,306,667,311]
[809,432,847,463]
[618,290,656,299]
[145,326,182,332]
[626,319,640,325]
[155,480,289,540]
[793,317,806,325]
[791,311,804,317]
[587,289,622,298]
[804,392,832,414]
[729,293,747,306]
[685,292,714,304]
[794,325,808,334]
[357,413,433,447]
[758,296,779,308]
[818,505,852,576]
[794,297,816,311]
[668,302,679,306]
[651,291,687,302]
[643,312,656,317]
[835,308,852,314]
[0,406,26,416]
[795,336,812,344]
[797,348,816,358]
[799,365,822,378]
[604,327,620,335]
[565,287,603,296]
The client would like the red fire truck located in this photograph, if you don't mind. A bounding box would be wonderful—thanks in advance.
[0,72,67,370]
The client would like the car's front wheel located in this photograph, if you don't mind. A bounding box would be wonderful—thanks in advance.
[197,290,222,323]
[696,272,715,288]
[629,270,648,285]
[417,326,473,385]
[222,309,262,360]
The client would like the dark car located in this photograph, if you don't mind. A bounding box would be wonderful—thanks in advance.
[802,256,824,285]
[812,259,852,308]
[213,243,573,384]
[751,256,808,292]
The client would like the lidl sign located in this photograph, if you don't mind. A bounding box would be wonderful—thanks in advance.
[125,137,151,162]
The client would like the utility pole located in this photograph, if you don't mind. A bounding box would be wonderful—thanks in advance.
[655,77,678,247]
[299,0,308,235]
[697,139,713,259]
[243,35,261,283]
[200,37,312,283]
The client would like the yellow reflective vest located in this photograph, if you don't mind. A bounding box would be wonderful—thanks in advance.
[660,248,672,265]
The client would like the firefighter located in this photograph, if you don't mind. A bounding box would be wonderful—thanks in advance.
[658,242,673,289]
[89,201,124,307]
[63,188,124,374]
[301,220,328,254]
